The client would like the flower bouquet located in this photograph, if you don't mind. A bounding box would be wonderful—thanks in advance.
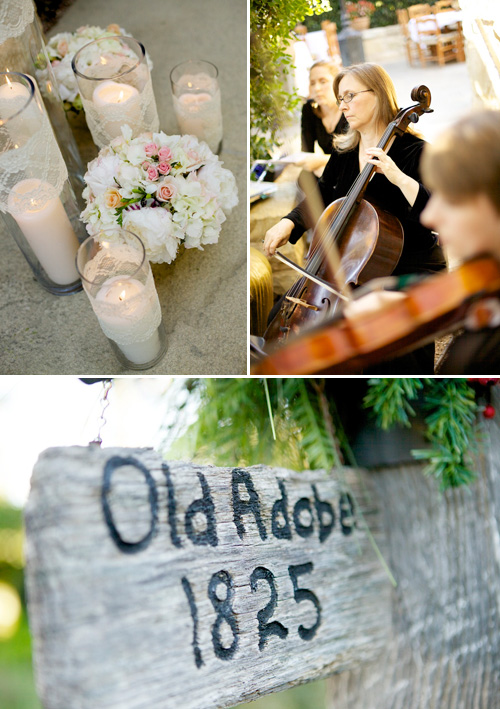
[45,25,153,113]
[345,1,375,19]
[81,126,238,264]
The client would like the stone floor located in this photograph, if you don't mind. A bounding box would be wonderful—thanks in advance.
[0,0,247,375]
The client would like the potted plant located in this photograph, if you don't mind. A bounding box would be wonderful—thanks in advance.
[345,1,375,31]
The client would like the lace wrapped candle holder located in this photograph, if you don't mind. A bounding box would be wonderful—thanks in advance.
[170,60,223,153]
[0,72,86,294]
[0,0,86,206]
[76,229,167,369]
[72,36,159,149]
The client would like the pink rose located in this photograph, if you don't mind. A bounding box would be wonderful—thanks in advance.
[144,143,158,158]
[57,39,69,57]
[147,166,159,181]
[158,146,172,161]
[158,161,171,175]
[141,160,151,171]
[157,178,177,201]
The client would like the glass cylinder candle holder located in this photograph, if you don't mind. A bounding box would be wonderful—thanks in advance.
[170,60,223,154]
[0,72,86,294]
[0,0,86,206]
[76,229,167,370]
[72,36,159,149]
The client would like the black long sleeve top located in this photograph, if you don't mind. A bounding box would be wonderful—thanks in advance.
[301,100,348,154]
[286,131,444,275]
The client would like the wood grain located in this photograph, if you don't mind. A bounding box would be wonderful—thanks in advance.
[327,410,500,709]
[25,447,390,709]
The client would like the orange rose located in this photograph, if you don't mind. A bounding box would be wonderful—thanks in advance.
[106,24,122,34]
[104,188,123,208]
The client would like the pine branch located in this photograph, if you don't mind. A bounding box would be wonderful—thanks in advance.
[363,378,425,429]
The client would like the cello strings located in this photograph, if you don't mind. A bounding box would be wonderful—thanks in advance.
[282,119,397,300]
[298,170,353,301]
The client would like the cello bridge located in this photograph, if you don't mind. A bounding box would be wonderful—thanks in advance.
[285,296,319,311]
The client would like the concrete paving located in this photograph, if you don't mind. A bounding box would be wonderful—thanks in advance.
[380,58,474,143]
[0,0,247,375]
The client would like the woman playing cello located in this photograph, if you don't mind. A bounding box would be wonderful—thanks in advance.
[264,63,446,276]
[263,63,445,372]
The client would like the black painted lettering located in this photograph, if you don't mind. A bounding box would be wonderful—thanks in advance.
[181,577,204,668]
[102,456,158,554]
[312,485,335,543]
[185,472,218,547]
[340,492,356,536]
[231,469,267,540]
[250,566,288,650]
[293,497,314,538]
[271,480,292,540]
[162,463,182,548]
[288,562,321,640]
[208,570,239,660]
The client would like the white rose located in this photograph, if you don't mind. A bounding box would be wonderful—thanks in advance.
[123,206,180,263]
[116,163,143,198]
[52,55,79,102]
[85,153,122,196]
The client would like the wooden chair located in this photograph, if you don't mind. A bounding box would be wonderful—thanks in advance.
[397,9,420,66]
[408,3,432,19]
[322,21,342,66]
[414,15,465,66]
[433,0,459,11]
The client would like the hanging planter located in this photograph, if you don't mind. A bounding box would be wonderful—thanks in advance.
[350,16,371,31]
[346,1,375,31]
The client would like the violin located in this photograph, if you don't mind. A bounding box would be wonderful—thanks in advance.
[263,85,433,349]
[252,255,500,375]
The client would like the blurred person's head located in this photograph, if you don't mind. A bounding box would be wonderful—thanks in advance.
[309,60,339,108]
[421,110,500,261]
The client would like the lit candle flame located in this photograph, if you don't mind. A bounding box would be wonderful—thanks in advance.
[187,81,193,88]
[100,56,107,65]
[118,91,124,103]
[119,289,126,301]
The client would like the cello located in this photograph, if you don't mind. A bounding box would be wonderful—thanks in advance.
[263,85,433,349]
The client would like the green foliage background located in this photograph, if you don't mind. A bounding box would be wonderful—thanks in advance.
[250,0,331,161]
[303,1,445,31]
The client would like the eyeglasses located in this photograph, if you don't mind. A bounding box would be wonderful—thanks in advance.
[336,89,374,107]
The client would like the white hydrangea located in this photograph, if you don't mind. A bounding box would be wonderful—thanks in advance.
[123,208,180,264]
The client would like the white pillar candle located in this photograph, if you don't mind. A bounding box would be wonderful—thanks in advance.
[8,179,80,285]
[92,80,141,140]
[94,275,162,365]
[172,74,222,152]
[0,79,39,144]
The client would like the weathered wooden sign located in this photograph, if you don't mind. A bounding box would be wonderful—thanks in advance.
[25,446,391,709]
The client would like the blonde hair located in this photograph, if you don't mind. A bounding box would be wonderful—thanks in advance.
[421,110,500,213]
[332,63,400,153]
[309,59,339,81]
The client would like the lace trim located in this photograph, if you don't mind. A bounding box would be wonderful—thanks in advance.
[81,79,159,148]
[0,0,34,45]
[0,113,68,214]
[83,247,162,345]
